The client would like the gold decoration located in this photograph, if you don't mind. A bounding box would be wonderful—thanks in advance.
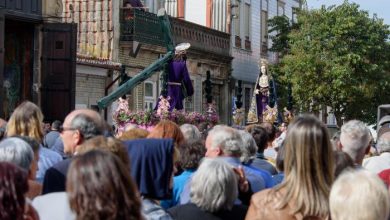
[263,105,278,124]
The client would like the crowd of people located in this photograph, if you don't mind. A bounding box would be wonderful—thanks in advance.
[0,100,389,220]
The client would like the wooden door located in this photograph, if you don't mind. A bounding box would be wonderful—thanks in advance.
[41,23,77,122]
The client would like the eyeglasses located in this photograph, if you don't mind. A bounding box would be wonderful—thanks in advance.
[58,125,78,133]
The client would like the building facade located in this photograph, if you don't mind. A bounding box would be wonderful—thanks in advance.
[0,0,77,122]
[230,0,300,121]
[116,0,233,124]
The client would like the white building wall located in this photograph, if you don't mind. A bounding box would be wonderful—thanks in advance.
[230,0,300,116]
[185,0,207,26]
[231,0,261,84]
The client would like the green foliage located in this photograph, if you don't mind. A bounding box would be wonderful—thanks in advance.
[275,1,390,125]
[268,15,295,56]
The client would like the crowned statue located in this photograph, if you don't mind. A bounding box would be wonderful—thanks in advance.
[247,59,273,124]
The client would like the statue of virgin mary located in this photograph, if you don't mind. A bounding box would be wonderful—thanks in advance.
[247,59,271,124]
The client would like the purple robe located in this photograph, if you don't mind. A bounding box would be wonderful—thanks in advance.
[255,83,269,121]
[166,60,194,111]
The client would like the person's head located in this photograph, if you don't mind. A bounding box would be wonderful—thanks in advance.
[118,128,149,141]
[147,120,184,147]
[77,136,130,169]
[330,169,390,220]
[259,122,277,146]
[190,158,238,212]
[261,65,267,75]
[0,162,29,220]
[333,151,354,178]
[178,140,205,170]
[61,109,104,155]
[339,120,371,164]
[67,150,142,220]
[377,132,390,154]
[180,124,202,143]
[51,120,62,131]
[279,122,287,132]
[6,101,44,143]
[277,115,334,218]
[245,124,268,153]
[205,125,243,158]
[331,131,341,150]
[237,130,258,164]
[0,137,39,180]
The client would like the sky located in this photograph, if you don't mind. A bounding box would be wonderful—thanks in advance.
[307,0,390,25]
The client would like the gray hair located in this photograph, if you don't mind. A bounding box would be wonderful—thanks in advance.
[340,120,371,162]
[0,137,34,171]
[207,125,243,157]
[71,114,104,140]
[330,169,390,220]
[180,124,202,142]
[190,158,238,212]
[237,130,258,164]
[377,132,390,153]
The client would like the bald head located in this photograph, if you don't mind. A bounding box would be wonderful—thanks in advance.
[63,109,102,128]
[61,109,104,155]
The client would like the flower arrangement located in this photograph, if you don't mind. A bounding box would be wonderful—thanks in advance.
[113,98,219,133]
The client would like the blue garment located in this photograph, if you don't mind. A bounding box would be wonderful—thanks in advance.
[161,169,195,209]
[222,157,266,192]
[272,172,284,186]
[250,153,278,175]
[246,165,274,188]
[179,157,266,205]
[43,131,60,148]
[142,198,172,220]
[124,138,174,200]
[50,137,67,159]
[36,145,63,183]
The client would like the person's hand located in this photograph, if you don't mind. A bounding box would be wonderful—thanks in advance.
[233,166,249,193]
[255,89,260,94]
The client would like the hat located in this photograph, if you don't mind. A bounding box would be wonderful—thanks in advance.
[175,43,191,55]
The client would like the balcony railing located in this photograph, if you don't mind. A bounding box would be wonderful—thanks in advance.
[120,8,165,46]
[120,8,230,57]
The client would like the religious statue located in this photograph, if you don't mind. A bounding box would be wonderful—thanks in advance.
[247,59,272,124]
[160,43,194,111]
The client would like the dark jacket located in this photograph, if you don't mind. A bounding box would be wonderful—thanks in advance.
[168,203,247,220]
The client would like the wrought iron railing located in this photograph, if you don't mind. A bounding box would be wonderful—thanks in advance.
[120,8,230,57]
[120,8,165,46]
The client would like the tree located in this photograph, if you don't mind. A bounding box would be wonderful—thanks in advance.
[277,1,390,126]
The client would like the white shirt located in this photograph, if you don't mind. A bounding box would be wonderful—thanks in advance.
[32,192,76,220]
[363,152,390,174]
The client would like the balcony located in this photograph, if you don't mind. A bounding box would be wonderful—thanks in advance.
[0,0,42,19]
[120,8,230,57]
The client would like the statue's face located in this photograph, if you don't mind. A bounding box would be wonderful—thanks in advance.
[261,65,267,74]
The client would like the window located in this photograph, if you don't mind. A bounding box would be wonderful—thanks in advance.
[144,81,156,110]
[184,79,195,112]
[261,10,268,55]
[212,0,227,32]
[277,0,285,16]
[244,3,250,38]
[234,1,241,36]
[165,0,177,17]
[244,3,251,50]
